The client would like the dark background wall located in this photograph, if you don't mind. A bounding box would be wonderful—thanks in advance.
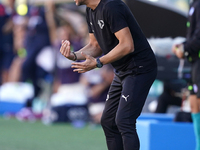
[126,0,187,38]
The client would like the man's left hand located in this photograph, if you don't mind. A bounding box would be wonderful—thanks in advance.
[71,52,97,73]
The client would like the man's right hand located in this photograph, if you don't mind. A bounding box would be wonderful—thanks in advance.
[60,40,76,60]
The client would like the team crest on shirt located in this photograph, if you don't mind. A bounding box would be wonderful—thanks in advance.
[98,20,104,29]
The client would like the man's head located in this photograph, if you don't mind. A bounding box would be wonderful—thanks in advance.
[74,0,100,10]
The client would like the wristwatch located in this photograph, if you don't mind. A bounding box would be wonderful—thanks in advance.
[96,58,103,68]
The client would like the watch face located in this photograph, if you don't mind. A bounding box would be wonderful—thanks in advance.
[96,58,103,68]
[97,63,103,68]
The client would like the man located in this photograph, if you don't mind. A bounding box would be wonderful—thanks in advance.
[60,0,157,149]
[172,0,200,149]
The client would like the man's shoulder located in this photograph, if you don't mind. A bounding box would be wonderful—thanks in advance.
[101,0,125,12]
[102,0,116,4]
[86,0,122,11]
[102,0,122,6]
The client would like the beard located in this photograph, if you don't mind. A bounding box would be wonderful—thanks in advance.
[76,0,86,6]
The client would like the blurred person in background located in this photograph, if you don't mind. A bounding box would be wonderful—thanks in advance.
[60,0,157,149]
[44,1,83,94]
[51,23,82,93]
[16,5,52,121]
[172,0,200,149]
[41,1,87,124]
[0,0,15,85]
[80,65,114,125]
[8,16,28,82]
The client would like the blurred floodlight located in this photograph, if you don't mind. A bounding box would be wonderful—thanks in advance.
[16,4,28,16]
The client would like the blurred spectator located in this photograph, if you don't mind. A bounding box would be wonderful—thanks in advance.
[172,0,200,149]
[15,5,52,121]
[8,16,27,82]
[44,1,84,92]
[41,1,87,124]
[0,0,15,85]
[80,65,114,124]
[22,5,51,104]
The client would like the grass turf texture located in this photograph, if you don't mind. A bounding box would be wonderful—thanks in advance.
[0,117,107,150]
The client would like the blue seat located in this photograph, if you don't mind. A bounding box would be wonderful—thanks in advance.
[137,113,195,150]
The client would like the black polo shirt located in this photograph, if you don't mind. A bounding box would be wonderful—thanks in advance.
[86,0,157,76]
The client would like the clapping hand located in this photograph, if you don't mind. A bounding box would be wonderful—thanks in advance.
[71,52,97,73]
[60,40,75,60]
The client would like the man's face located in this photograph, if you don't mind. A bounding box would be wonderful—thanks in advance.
[74,0,86,6]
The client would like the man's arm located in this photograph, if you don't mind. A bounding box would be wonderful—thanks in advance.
[60,33,102,61]
[75,33,103,59]
[71,27,134,73]
[99,27,134,65]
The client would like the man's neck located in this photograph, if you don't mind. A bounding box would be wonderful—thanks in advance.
[86,0,101,10]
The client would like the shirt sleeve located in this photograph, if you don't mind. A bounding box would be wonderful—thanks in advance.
[184,3,200,54]
[103,1,128,33]
[86,8,93,33]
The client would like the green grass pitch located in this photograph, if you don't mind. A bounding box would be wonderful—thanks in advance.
[0,117,107,150]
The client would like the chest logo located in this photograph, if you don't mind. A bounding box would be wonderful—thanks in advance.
[98,20,104,29]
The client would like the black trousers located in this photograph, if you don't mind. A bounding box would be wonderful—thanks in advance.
[101,68,157,150]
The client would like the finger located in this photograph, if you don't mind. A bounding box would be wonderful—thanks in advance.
[73,68,85,73]
[60,42,71,57]
[67,46,71,56]
[60,42,66,54]
[60,42,65,53]
[64,40,70,46]
[71,64,83,69]
[67,41,71,46]
[75,68,84,72]
[71,62,84,67]
[64,41,70,56]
